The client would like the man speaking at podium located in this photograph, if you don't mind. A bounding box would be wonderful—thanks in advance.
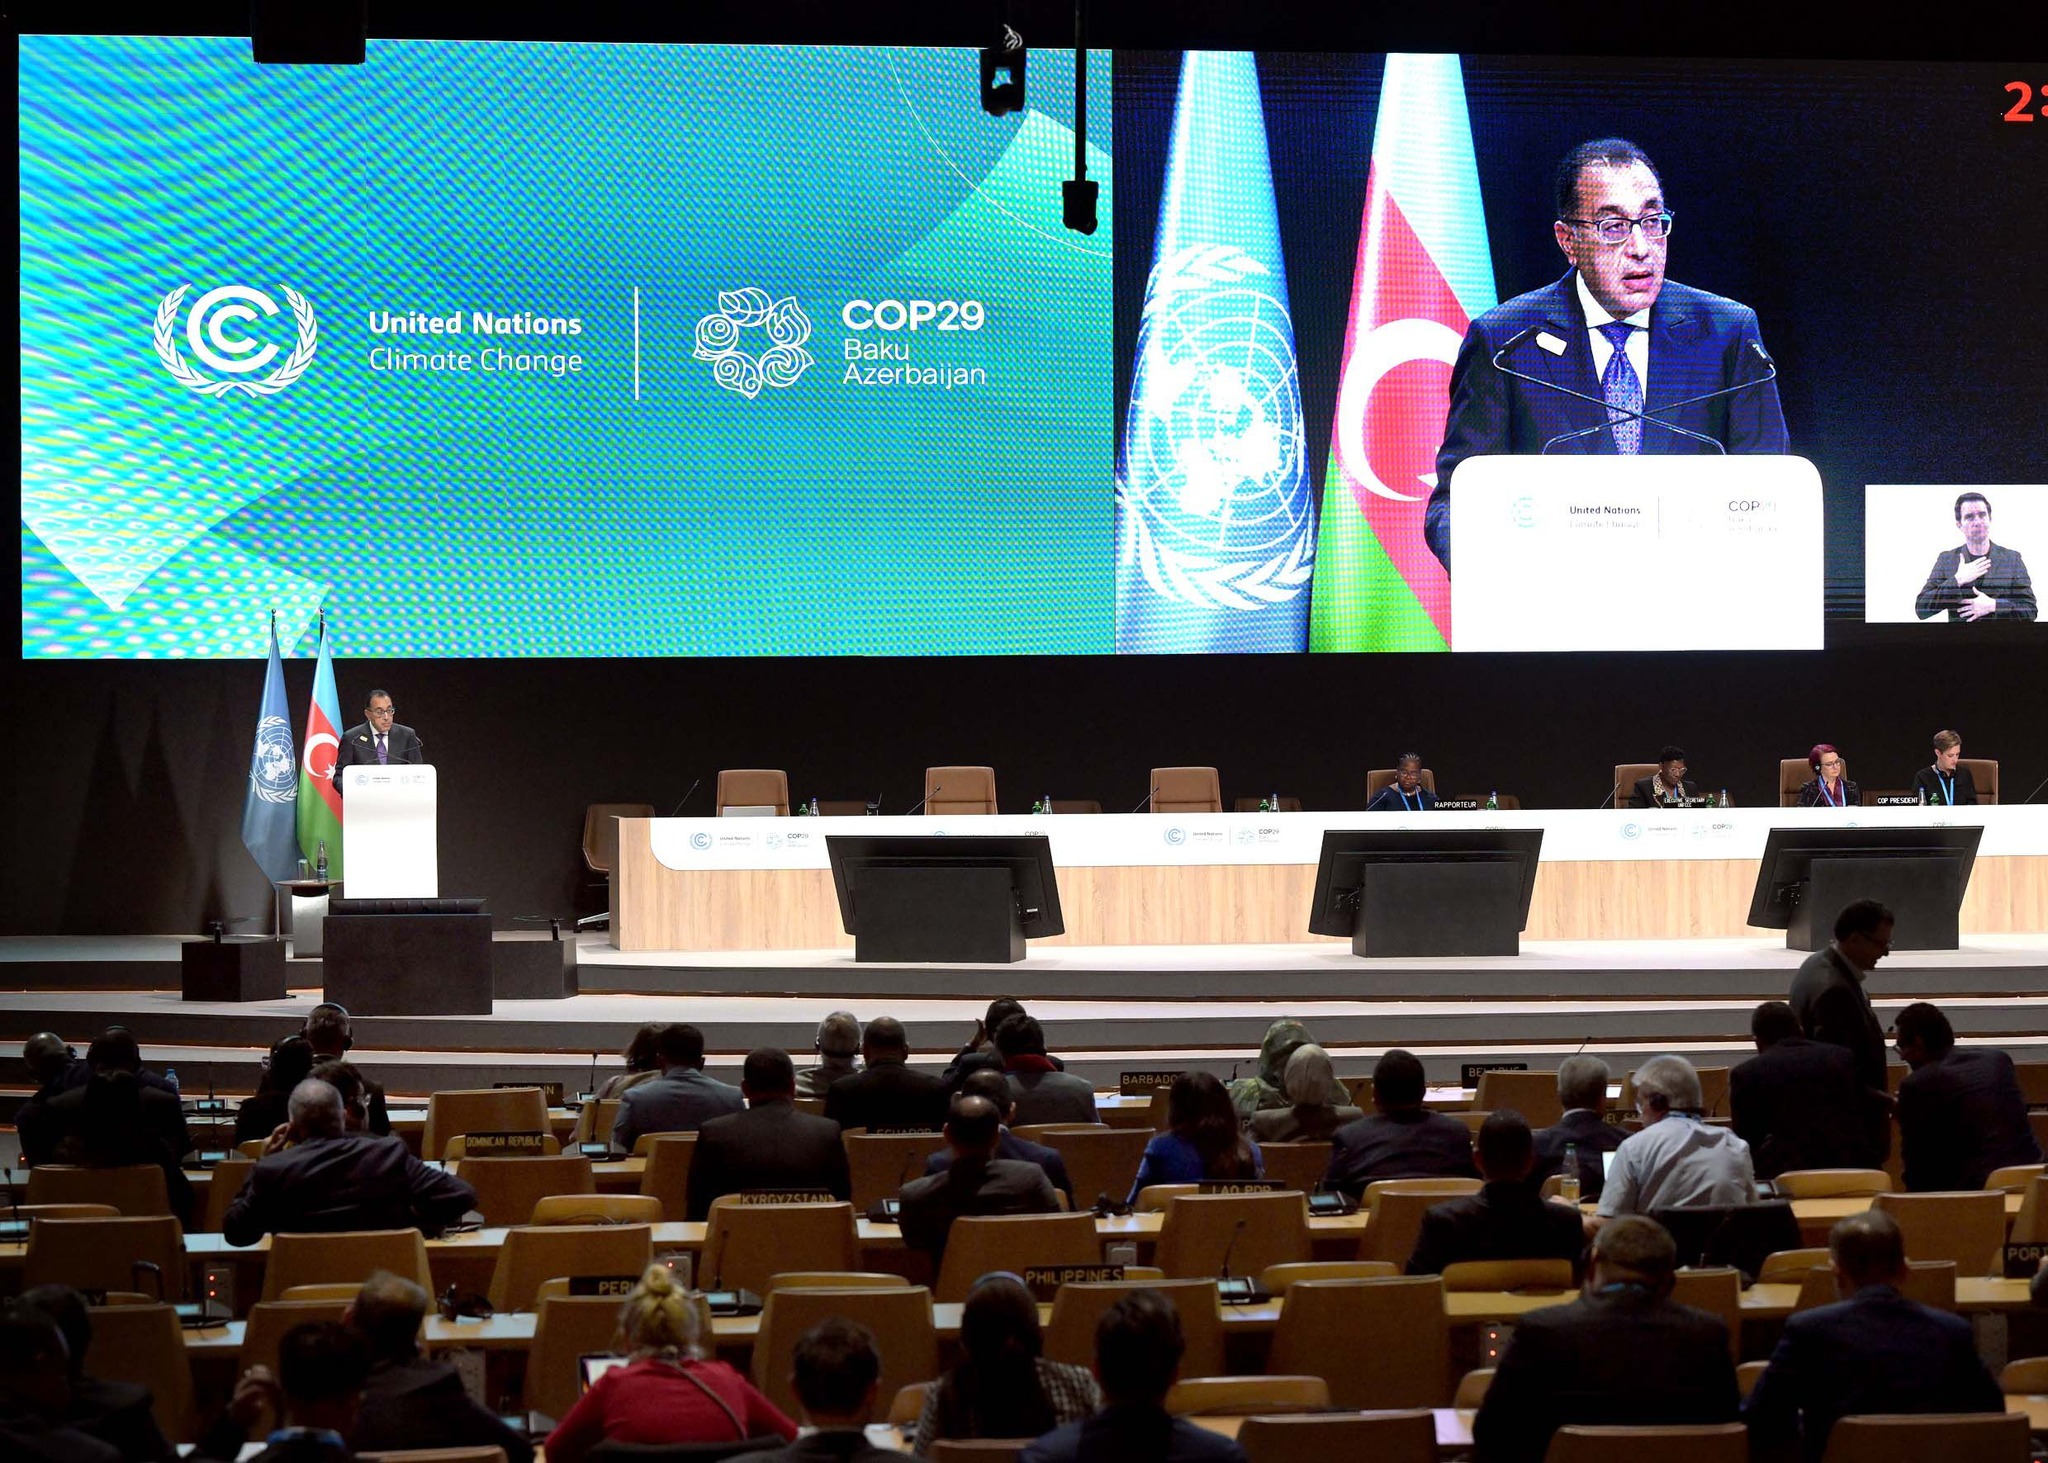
[332,689,423,795]
[1426,138,1789,570]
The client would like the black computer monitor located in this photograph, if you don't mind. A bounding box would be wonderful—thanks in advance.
[827,834,1064,962]
[1308,828,1544,951]
[1746,824,1981,949]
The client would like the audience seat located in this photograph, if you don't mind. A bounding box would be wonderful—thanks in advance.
[2012,1176,2048,1244]
[24,1162,172,1217]
[264,1228,433,1302]
[1792,1259,1957,1312]
[1134,1183,1199,1213]
[458,1154,594,1226]
[242,1297,354,1375]
[1044,1278,1226,1378]
[1260,1260,1396,1294]
[702,1199,858,1297]
[1155,1192,1311,1279]
[715,769,790,817]
[765,1272,907,1291]
[11,1202,118,1222]
[1771,1169,1893,1199]
[1149,767,1222,814]
[1360,1181,1482,1265]
[1267,1276,1451,1408]
[925,766,998,816]
[443,1135,563,1159]
[1440,1259,1574,1293]
[1612,763,1658,809]
[1164,1374,1329,1414]
[1455,1368,1497,1408]
[529,1193,662,1226]
[488,1224,654,1312]
[1668,1267,1743,1362]
[1756,1248,1831,1282]
[1040,1122,1155,1204]
[86,1300,199,1442]
[636,1132,699,1222]
[1256,1141,1333,1194]
[24,1214,187,1300]
[1870,1190,2005,1276]
[1239,1410,1438,1463]
[1984,1163,2044,1193]
[423,1087,550,1160]
[279,1283,365,1302]
[926,1443,1030,1462]
[749,1285,937,1421]
[844,1131,948,1211]
[569,1097,622,1149]
[1999,1357,2048,1393]
[1472,1070,1565,1127]
[525,1293,633,1424]
[935,1212,1103,1303]
[1819,1412,2028,1463]
[1547,1423,1750,1463]
[200,1156,255,1233]
[1959,758,2000,805]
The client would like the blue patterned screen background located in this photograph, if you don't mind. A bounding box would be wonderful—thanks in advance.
[20,37,1114,657]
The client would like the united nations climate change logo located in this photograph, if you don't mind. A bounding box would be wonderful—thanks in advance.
[694,288,814,400]
[154,285,318,397]
[1119,244,1313,610]
[248,715,297,803]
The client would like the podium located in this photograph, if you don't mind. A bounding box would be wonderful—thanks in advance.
[1447,456,1824,651]
[340,764,438,897]
[1309,829,1544,959]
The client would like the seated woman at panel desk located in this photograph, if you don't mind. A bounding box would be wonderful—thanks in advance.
[1797,743,1862,807]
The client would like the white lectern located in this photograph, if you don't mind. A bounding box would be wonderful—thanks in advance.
[1448,456,1825,651]
[340,764,438,898]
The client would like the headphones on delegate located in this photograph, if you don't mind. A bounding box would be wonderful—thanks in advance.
[305,1001,354,1051]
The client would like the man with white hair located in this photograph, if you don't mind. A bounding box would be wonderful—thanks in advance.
[797,1011,862,1099]
[221,1079,476,1245]
[1595,1055,1755,1224]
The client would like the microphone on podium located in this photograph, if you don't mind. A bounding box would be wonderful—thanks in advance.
[666,778,702,818]
[1489,325,1772,455]
[1129,785,1160,814]
[905,785,942,817]
[1596,781,1624,810]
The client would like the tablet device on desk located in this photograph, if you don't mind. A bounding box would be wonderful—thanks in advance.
[578,1353,631,1391]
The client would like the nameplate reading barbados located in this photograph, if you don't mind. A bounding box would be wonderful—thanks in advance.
[1023,1264,1126,1301]
[1119,1071,1186,1095]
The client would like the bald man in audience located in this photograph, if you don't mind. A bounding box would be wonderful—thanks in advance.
[1406,1112,1586,1278]
[1474,1216,1738,1463]
[1323,1049,1478,1198]
[1745,1210,2002,1459]
[222,1079,476,1244]
[826,1016,949,1132]
[897,1094,1060,1263]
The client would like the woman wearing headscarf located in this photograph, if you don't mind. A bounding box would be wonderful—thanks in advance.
[1227,1019,1311,1118]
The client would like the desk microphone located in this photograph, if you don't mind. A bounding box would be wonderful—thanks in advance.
[905,785,942,817]
[1488,327,1729,455]
[1129,785,1160,813]
[666,778,702,818]
[1595,781,1623,810]
[2019,774,2048,805]
[1550,338,1777,452]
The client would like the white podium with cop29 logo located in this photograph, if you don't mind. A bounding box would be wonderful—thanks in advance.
[1448,456,1825,651]
[339,764,439,898]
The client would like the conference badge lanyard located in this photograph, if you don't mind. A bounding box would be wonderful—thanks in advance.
[1935,769,1956,806]
[1818,779,1846,808]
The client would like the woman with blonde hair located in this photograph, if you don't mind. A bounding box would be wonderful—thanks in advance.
[545,1264,796,1461]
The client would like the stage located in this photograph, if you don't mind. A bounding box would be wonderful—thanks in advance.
[5,932,2047,1097]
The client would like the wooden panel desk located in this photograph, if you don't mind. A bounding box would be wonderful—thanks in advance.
[615,808,2048,949]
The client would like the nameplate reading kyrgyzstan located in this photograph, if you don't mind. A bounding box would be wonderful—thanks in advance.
[735,1189,837,1205]
[461,1130,548,1156]
[1023,1264,1125,1300]
[1119,1071,1185,1095]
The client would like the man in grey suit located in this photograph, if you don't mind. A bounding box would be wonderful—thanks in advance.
[998,1015,1097,1126]
[612,1023,743,1152]
[897,1094,1059,1263]
[332,688,423,793]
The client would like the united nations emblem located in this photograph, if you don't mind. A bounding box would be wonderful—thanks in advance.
[249,716,297,803]
[155,285,318,397]
[1117,245,1314,609]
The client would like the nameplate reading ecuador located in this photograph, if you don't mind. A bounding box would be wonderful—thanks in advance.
[462,1131,548,1156]
[736,1190,837,1205]
[1198,1180,1283,1194]
[568,1275,642,1297]
[1119,1071,1185,1095]
[1023,1265,1126,1300]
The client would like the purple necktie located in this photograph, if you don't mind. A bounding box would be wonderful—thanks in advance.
[1599,321,1643,455]
[376,733,388,765]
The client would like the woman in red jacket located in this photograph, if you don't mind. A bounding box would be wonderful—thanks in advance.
[545,1265,798,1462]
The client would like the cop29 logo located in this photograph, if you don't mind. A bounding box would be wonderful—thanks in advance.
[154,284,318,397]
[694,288,813,400]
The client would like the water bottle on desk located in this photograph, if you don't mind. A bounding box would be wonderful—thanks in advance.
[1042,793,1053,815]
[165,1068,180,1095]
[1486,790,1499,811]
[809,796,820,817]
[1559,1143,1581,1205]
[315,841,328,880]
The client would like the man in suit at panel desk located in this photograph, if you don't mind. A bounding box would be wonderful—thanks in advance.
[1427,138,1788,572]
[331,688,424,793]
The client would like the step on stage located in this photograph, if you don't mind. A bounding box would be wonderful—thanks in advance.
[3,933,2046,1095]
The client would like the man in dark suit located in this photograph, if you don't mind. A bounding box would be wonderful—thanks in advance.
[687,1048,852,1220]
[924,1069,1072,1204]
[0,1304,120,1463]
[331,688,423,794]
[1532,1056,1625,1202]
[1427,137,1788,571]
[1910,730,1982,807]
[897,1095,1060,1264]
[343,1272,532,1461]
[997,1014,1097,1126]
[1628,746,1700,808]
[1407,1112,1585,1277]
[826,1017,948,1133]
[13,1032,86,1166]
[1021,1289,1247,1463]
[17,1285,172,1462]
[1730,1001,1885,1178]
[1894,1002,2042,1192]
[193,1321,371,1462]
[302,1004,391,1137]
[1745,1210,2003,1460]
[1788,900,1893,1098]
[755,1318,903,1462]
[1473,1216,1739,1463]
[1913,492,2036,622]
[41,1028,195,1223]
[1324,1049,1478,1199]
[221,1079,476,1245]
[612,1022,744,1153]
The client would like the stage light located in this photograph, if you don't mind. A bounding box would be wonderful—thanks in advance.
[1061,0,1096,233]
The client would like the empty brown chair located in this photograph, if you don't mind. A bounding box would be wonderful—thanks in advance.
[1164,1375,1329,1414]
[24,1215,187,1299]
[715,769,790,816]
[637,1132,698,1221]
[1044,1279,1226,1378]
[924,766,998,816]
[1267,1275,1451,1408]
[1772,1169,1893,1199]
[1239,1410,1438,1463]
[24,1163,172,1217]
[457,1154,594,1227]
[844,1131,948,1211]
[1780,758,1813,807]
[422,1087,549,1161]
[701,1199,858,1298]
[1155,1192,1311,1279]
[199,1156,255,1233]
[241,1297,354,1376]
[1257,1142,1334,1194]
[86,1301,199,1442]
[528,1193,662,1226]
[1547,1423,1751,1463]
[263,1229,432,1302]
[1440,1259,1575,1293]
[1668,1267,1743,1363]
[487,1224,654,1312]
[582,802,655,880]
[1819,1412,2028,1463]
[1870,1190,2006,1276]
[1030,1128,1149,1215]
[1959,758,2000,805]
[1473,1071,1565,1128]
[1149,767,1222,814]
[935,1213,1104,1303]
[1612,763,1659,808]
